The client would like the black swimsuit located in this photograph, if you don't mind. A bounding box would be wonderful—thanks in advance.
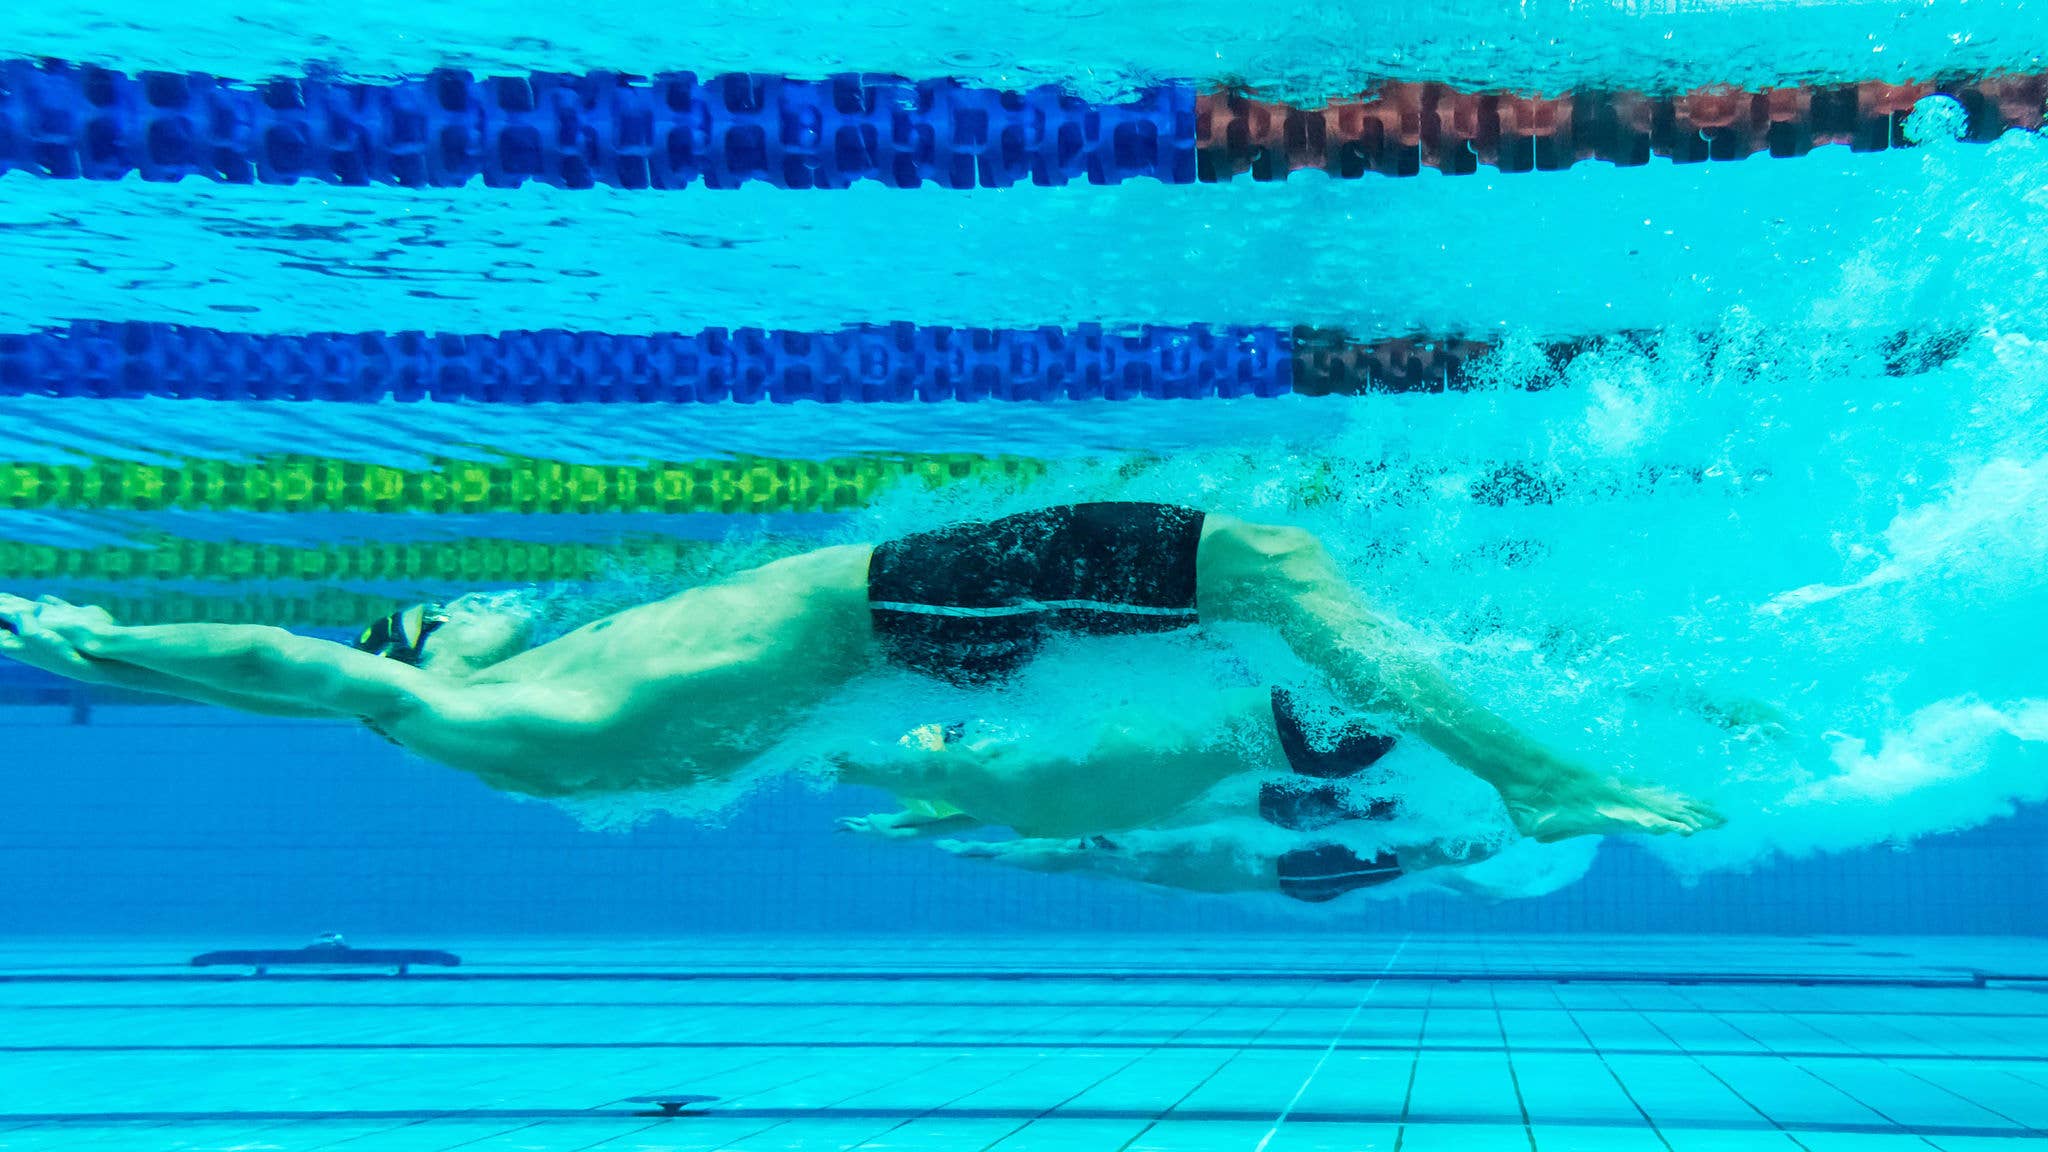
[867,502,1205,683]
[868,502,1406,902]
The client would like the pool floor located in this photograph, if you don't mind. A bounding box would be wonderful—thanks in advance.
[0,935,2042,1151]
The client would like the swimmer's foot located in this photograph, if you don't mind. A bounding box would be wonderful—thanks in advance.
[1503,776,1724,843]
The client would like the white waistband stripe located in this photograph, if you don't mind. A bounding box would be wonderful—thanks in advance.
[871,599,1198,619]
[1291,865,1404,883]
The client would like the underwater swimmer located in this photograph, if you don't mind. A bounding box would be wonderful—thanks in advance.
[833,685,1414,840]
[838,685,1509,902]
[0,502,1719,842]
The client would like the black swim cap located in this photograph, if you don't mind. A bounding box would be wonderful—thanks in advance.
[352,605,448,666]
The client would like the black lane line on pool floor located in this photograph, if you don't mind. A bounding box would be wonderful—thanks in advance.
[0,1041,2035,1063]
[9,1001,2034,1019]
[1,1107,2035,1140]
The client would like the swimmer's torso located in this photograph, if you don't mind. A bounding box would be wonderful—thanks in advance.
[413,545,878,794]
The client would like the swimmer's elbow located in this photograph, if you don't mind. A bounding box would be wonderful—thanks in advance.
[216,627,299,677]
[331,682,428,736]
[210,629,403,714]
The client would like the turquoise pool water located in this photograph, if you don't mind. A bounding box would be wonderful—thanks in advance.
[0,1,2044,1148]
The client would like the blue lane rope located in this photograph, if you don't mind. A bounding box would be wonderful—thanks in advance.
[0,321,1292,402]
[0,61,1195,190]
[0,322,1968,403]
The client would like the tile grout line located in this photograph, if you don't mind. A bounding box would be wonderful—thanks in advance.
[1778,990,2046,1138]
[1489,982,1537,1152]
[1,1040,2044,1061]
[1546,982,1673,1152]
[979,997,1245,1151]
[1627,987,1811,1152]
[426,1003,888,1152]
[1388,982,1436,1152]
[313,995,852,1152]
[1671,985,1945,1151]
[728,991,1127,1152]
[832,994,1176,1152]
[1111,975,1330,1152]
[18,1002,2048,1020]
[442,1008,880,1139]
[1252,931,1412,1152]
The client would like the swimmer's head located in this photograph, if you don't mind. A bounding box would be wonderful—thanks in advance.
[353,591,534,676]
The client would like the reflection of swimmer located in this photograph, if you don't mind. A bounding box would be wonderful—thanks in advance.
[0,502,1718,843]
[838,686,1507,902]
[929,834,1499,903]
[837,686,1406,839]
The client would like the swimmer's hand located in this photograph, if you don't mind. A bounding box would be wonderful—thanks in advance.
[835,812,926,839]
[21,596,118,642]
[0,594,105,680]
[0,595,117,638]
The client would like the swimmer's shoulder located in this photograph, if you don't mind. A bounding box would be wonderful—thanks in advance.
[661,543,875,638]
[746,542,877,593]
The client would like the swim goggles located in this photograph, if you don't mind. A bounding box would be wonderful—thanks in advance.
[352,603,449,666]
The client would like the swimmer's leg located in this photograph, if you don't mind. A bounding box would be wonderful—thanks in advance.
[1192,516,1723,843]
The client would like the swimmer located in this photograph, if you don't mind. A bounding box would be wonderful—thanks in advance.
[932,833,1504,903]
[837,685,1511,903]
[0,502,1720,842]
[833,685,1412,841]
[852,804,1497,903]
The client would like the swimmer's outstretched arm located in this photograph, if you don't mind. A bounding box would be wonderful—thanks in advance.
[27,618,427,715]
[39,647,332,716]
[0,596,335,716]
[7,609,619,780]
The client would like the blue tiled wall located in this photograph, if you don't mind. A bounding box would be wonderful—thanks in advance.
[0,706,2041,938]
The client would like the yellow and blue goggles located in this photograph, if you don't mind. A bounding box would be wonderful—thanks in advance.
[351,604,448,667]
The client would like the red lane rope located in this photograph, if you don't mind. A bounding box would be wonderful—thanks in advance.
[1197,75,2048,180]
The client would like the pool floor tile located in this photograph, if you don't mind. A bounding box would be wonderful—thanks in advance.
[0,935,2036,1151]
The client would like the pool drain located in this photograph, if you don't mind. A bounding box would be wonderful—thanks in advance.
[629,1095,719,1117]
